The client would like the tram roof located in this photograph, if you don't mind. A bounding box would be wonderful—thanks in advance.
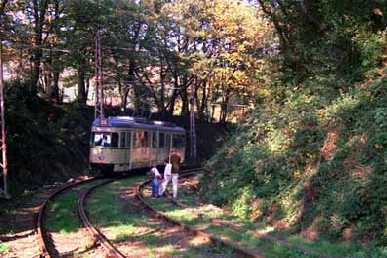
[92,116,186,133]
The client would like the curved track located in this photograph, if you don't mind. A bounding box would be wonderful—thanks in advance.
[36,168,263,258]
[136,168,265,258]
[36,175,129,258]
[77,179,126,258]
[36,176,100,257]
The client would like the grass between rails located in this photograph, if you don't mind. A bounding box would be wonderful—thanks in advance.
[45,191,81,234]
[147,180,386,258]
[45,180,106,234]
[0,242,10,254]
[86,176,234,257]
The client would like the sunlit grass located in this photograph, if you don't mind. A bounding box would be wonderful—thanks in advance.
[147,185,387,258]
[285,235,387,258]
[45,180,103,234]
[0,242,10,254]
[45,191,81,234]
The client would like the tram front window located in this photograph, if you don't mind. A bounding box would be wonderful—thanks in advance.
[93,132,118,147]
[173,134,186,148]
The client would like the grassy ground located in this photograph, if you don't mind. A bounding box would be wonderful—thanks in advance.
[86,176,234,257]
[45,190,82,234]
[0,241,10,254]
[146,176,386,258]
[45,180,106,234]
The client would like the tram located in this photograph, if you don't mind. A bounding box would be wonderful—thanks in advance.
[89,116,186,173]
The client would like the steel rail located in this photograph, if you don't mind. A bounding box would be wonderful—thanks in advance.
[36,176,101,258]
[77,179,127,258]
[136,168,265,258]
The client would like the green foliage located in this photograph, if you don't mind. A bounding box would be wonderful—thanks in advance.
[202,69,387,245]
[200,0,387,241]
[212,0,387,246]
[0,242,10,254]
[231,186,254,219]
[5,80,93,194]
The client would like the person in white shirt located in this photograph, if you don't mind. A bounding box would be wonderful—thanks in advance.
[159,159,172,197]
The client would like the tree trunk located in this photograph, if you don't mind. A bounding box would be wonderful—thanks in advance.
[123,89,129,112]
[180,89,189,117]
[18,48,23,79]
[220,89,230,123]
[77,66,86,104]
[50,70,60,102]
[48,0,61,103]
[30,49,42,95]
[30,0,49,95]
[43,64,52,94]
[85,77,90,99]
[166,87,178,117]
[128,60,142,113]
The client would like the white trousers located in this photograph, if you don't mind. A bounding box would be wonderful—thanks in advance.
[159,174,178,198]
[171,174,179,199]
[159,174,171,196]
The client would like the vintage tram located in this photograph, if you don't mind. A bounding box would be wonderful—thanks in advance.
[89,116,186,173]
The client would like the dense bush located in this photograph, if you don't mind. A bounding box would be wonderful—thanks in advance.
[201,70,386,245]
[5,81,94,194]
[200,15,386,245]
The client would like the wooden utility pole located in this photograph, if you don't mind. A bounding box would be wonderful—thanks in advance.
[0,40,10,199]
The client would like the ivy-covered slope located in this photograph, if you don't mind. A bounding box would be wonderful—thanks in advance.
[200,67,386,245]
[6,83,94,194]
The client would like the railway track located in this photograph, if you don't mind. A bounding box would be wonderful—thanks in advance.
[36,176,100,257]
[37,167,301,258]
[35,175,127,258]
[136,168,265,258]
[36,167,214,258]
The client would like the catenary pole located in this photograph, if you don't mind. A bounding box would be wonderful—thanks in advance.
[0,40,9,199]
[189,83,197,161]
[94,28,104,120]
[94,0,104,121]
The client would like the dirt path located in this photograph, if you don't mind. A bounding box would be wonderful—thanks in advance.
[0,188,53,258]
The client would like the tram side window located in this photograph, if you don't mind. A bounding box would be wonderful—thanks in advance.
[126,132,131,148]
[173,134,185,148]
[152,132,157,148]
[119,132,126,148]
[93,132,118,148]
[165,134,171,149]
[111,133,118,147]
[133,132,139,148]
[134,131,149,148]
[142,131,149,147]
[159,133,165,148]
